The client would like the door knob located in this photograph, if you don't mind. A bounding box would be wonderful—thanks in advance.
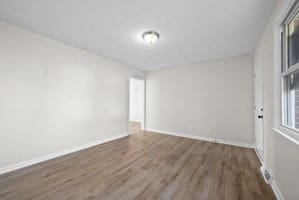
[258,115,263,119]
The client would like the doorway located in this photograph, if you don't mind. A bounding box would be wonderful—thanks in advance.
[129,78,145,134]
[254,56,264,161]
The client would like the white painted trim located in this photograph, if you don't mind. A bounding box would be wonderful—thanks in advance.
[145,128,254,149]
[259,165,285,200]
[271,179,285,200]
[272,0,299,146]
[0,133,128,175]
[254,147,264,165]
[272,128,299,145]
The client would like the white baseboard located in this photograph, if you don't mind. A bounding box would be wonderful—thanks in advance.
[145,128,254,149]
[254,147,264,165]
[0,133,128,175]
[271,179,284,200]
[254,146,284,200]
[259,165,285,200]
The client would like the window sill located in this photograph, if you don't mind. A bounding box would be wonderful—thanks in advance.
[272,127,299,145]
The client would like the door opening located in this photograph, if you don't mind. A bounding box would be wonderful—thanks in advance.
[129,78,145,135]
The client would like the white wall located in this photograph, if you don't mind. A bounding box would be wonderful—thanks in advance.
[146,54,254,145]
[0,22,145,168]
[255,1,299,199]
[129,78,145,123]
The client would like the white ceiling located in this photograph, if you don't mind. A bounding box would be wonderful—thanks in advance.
[0,0,276,71]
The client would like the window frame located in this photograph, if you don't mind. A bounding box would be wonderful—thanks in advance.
[280,1,299,133]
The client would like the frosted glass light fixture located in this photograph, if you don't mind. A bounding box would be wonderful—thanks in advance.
[142,31,159,44]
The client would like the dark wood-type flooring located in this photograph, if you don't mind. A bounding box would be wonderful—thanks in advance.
[0,132,275,200]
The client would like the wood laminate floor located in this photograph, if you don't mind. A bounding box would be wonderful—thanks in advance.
[0,132,275,200]
[129,121,142,135]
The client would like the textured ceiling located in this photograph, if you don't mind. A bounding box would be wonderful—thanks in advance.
[0,0,276,71]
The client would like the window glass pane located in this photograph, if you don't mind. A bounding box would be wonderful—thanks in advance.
[284,70,299,130]
[288,11,299,67]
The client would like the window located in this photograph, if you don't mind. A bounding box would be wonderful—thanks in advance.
[281,2,299,131]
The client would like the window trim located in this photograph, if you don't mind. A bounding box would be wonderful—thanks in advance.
[272,0,299,144]
[280,1,299,133]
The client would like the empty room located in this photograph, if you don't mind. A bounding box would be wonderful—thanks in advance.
[0,0,298,199]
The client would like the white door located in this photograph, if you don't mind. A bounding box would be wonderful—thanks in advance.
[254,56,264,161]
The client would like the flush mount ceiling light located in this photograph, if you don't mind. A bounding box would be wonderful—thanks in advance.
[142,31,160,44]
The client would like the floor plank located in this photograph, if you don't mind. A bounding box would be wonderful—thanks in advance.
[129,121,142,135]
[0,132,275,200]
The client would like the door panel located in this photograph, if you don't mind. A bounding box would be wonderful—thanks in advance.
[254,56,264,161]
